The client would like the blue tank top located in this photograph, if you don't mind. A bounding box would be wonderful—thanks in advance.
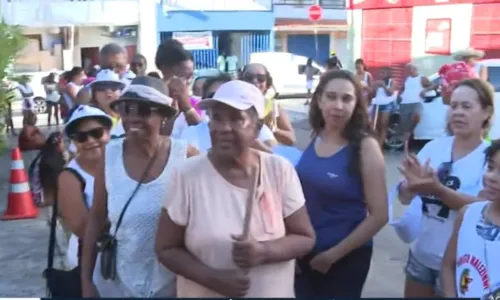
[295,138,371,254]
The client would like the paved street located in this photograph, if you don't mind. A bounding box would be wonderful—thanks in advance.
[0,104,410,297]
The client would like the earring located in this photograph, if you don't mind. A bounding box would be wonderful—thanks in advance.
[161,118,167,127]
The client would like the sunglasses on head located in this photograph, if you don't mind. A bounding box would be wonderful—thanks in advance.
[117,101,162,118]
[71,127,105,143]
[242,73,266,83]
[437,161,452,183]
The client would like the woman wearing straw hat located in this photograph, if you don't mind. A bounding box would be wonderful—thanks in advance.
[81,76,199,297]
[156,80,315,298]
[453,48,487,81]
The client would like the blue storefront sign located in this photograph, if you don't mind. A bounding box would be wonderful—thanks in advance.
[156,0,275,70]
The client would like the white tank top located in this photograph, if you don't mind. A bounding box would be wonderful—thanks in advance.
[63,82,81,109]
[373,79,396,105]
[456,201,500,299]
[400,76,423,104]
[98,137,187,297]
[64,159,95,269]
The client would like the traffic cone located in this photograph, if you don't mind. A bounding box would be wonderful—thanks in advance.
[2,147,39,221]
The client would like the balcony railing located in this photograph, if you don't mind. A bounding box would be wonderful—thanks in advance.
[273,0,345,9]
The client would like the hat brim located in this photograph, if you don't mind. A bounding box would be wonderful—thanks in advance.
[453,49,485,60]
[86,79,125,89]
[64,115,113,137]
[198,98,253,113]
[111,97,178,119]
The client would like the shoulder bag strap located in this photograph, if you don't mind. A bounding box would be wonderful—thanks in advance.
[46,190,59,273]
[63,167,86,194]
[113,140,161,236]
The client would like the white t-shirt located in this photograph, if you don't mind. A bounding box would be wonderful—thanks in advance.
[410,136,489,270]
[180,120,276,154]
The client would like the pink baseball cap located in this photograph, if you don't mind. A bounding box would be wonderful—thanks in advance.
[198,80,265,119]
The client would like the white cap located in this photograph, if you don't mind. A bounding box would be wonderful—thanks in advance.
[198,80,266,119]
[86,69,125,89]
[64,105,113,136]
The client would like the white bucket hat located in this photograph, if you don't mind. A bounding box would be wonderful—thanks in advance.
[86,69,126,89]
[453,48,485,61]
[64,104,113,136]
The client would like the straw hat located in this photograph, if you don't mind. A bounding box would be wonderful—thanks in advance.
[453,48,485,61]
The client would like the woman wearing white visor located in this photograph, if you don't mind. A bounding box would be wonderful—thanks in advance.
[56,105,113,295]
[86,69,127,138]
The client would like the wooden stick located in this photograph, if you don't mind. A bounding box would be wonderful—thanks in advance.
[241,164,259,240]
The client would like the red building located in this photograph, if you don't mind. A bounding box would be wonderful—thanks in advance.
[348,0,500,85]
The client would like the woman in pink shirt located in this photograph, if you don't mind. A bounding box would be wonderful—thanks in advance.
[155,80,315,298]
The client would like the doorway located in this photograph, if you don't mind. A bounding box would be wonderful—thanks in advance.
[80,47,99,72]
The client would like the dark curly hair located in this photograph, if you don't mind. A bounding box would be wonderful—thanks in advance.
[309,70,373,175]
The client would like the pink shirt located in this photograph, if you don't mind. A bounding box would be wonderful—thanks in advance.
[189,96,201,115]
[164,152,305,297]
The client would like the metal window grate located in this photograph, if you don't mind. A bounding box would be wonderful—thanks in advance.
[319,0,345,9]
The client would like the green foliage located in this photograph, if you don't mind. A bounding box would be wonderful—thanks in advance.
[0,20,27,150]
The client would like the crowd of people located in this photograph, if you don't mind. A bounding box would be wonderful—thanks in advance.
[16,39,500,299]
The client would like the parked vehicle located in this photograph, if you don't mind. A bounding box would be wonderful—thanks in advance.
[10,71,62,115]
[250,52,325,96]
[384,59,500,150]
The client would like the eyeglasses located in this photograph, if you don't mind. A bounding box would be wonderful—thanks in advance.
[117,101,161,118]
[242,73,266,83]
[70,127,105,143]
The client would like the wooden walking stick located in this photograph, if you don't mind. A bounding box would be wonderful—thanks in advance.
[241,164,259,240]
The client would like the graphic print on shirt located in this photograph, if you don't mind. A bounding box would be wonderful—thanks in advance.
[477,217,500,242]
[421,175,460,222]
[457,254,490,294]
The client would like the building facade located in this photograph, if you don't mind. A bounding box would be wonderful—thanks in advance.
[349,0,500,85]
[273,0,349,67]
[0,0,157,72]
[156,0,274,70]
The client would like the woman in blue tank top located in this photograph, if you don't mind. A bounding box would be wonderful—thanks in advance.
[295,70,389,298]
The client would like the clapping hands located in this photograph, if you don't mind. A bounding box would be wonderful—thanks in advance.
[398,142,441,195]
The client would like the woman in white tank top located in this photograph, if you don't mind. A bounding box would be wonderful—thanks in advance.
[56,105,113,296]
[371,68,397,147]
[62,67,86,112]
[441,141,500,299]
[81,77,199,298]
[354,59,373,104]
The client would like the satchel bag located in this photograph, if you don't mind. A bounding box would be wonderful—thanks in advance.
[43,168,87,297]
[98,142,160,281]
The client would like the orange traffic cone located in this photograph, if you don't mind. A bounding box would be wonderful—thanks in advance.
[2,147,39,221]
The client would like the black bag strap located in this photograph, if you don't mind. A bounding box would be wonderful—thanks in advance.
[63,167,87,201]
[46,167,88,273]
[113,141,161,236]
